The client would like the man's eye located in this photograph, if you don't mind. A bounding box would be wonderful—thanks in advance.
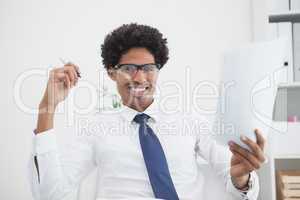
[122,65,135,71]
[144,65,156,71]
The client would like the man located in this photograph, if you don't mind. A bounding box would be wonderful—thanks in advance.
[29,23,266,200]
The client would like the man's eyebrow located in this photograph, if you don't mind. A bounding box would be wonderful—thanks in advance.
[117,63,156,65]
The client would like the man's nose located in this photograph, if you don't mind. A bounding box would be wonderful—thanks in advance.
[132,69,146,83]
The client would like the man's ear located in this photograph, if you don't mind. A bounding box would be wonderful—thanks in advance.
[107,68,116,81]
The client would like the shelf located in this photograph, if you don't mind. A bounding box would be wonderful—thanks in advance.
[273,154,300,159]
[273,84,300,122]
[269,11,300,23]
[278,82,300,89]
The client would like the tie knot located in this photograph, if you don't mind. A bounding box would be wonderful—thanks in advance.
[133,113,150,124]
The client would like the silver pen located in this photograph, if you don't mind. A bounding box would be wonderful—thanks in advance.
[59,57,81,78]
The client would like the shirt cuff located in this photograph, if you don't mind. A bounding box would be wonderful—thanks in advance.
[32,129,58,155]
[227,171,259,199]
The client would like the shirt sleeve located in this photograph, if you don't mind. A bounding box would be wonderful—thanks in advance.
[227,171,259,200]
[28,128,96,200]
[195,133,260,200]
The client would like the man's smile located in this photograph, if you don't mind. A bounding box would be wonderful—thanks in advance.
[128,84,150,97]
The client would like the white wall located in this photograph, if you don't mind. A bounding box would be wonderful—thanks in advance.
[0,0,254,199]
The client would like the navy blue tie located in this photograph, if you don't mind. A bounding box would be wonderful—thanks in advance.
[133,113,179,200]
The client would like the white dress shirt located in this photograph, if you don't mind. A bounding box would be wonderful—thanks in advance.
[28,100,259,200]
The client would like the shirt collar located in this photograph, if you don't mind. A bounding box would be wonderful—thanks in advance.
[120,99,160,124]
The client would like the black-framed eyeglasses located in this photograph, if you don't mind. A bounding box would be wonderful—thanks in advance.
[113,63,161,76]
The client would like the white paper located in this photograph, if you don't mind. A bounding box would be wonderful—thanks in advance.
[220,38,288,151]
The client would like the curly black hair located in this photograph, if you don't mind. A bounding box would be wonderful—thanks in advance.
[101,23,169,70]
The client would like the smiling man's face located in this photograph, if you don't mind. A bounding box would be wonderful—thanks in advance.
[108,47,159,112]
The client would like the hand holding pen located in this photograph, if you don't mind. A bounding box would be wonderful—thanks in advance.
[59,58,81,78]
[39,58,82,112]
[58,57,81,89]
[36,58,82,133]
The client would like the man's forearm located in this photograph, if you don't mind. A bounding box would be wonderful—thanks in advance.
[35,102,56,134]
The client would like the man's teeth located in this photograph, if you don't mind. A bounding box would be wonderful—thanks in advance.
[130,87,146,91]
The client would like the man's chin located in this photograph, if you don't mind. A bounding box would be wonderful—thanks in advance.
[128,88,152,100]
[124,94,154,110]
[130,94,152,103]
